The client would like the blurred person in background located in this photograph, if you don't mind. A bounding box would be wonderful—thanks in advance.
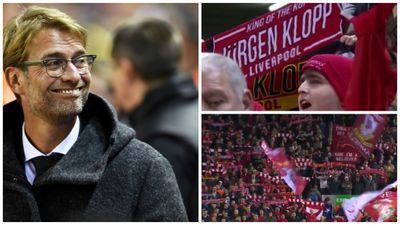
[131,4,198,87]
[3,6,187,221]
[111,18,198,221]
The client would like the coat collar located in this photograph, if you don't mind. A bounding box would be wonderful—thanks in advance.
[4,93,135,186]
[129,75,197,126]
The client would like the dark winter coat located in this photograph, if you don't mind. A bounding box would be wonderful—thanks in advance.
[128,75,198,221]
[3,93,188,222]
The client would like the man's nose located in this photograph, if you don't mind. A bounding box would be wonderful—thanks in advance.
[60,62,82,83]
[298,81,309,94]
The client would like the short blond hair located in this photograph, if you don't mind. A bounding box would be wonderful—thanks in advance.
[3,6,87,70]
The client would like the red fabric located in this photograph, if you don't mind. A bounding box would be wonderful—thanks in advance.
[277,218,288,222]
[305,204,324,219]
[345,4,396,110]
[260,141,308,195]
[301,54,353,103]
[251,100,265,111]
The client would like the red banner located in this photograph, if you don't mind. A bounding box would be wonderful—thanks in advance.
[348,115,388,158]
[204,3,344,110]
[359,169,387,178]
[202,198,226,204]
[363,191,397,222]
[313,162,355,168]
[331,124,361,163]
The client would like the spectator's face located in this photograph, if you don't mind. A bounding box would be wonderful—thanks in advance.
[298,70,342,111]
[202,70,250,110]
[15,29,90,122]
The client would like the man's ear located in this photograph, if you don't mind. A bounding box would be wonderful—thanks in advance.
[117,57,136,82]
[242,89,253,111]
[4,67,25,96]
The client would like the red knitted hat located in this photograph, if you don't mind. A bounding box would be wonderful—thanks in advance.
[301,54,353,102]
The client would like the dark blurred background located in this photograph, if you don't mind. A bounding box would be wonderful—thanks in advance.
[202,3,277,39]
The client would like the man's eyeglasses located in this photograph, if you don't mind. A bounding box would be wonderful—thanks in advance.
[21,54,97,78]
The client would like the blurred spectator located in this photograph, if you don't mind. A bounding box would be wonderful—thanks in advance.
[112,19,198,221]
[341,175,353,194]
[131,4,198,77]
[322,197,334,221]
[384,159,395,182]
[307,185,322,201]
[328,173,341,194]
[352,174,365,195]
[364,174,378,192]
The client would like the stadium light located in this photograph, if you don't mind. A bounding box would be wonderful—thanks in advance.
[269,3,288,11]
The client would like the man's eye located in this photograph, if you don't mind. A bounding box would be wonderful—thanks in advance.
[309,79,322,84]
[303,78,322,85]
[45,59,64,70]
[208,99,225,107]
[73,57,88,67]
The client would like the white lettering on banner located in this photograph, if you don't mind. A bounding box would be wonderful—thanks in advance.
[283,4,332,48]
[222,3,333,68]
[292,3,306,11]
[223,25,278,67]
[246,18,265,32]
[245,46,301,77]
[265,12,276,24]
[277,5,292,18]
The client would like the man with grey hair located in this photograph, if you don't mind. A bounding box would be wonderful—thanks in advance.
[202,53,252,110]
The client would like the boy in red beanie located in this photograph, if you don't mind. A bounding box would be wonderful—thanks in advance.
[298,54,353,111]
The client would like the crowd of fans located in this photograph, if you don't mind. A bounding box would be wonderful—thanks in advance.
[202,115,396,222]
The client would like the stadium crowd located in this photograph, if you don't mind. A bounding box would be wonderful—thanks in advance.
[202,115,396,222]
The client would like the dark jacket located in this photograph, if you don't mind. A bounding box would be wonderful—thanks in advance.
[3,93,188,222]
[128,75,198,221]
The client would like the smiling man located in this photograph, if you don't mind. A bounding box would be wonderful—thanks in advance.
[297,54,353,111]
[3,6,187,221]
